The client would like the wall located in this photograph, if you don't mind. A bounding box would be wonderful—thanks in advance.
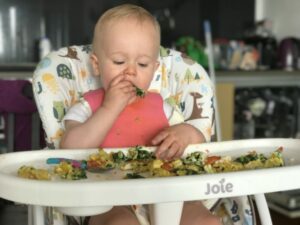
[0,0,70,63]
[255,0,300,41]
[0,0,254,63]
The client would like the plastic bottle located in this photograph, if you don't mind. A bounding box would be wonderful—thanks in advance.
[242,110,255,139]
[285,49,293,71]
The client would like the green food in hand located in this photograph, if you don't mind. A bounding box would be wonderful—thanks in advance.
[135,86,145,97]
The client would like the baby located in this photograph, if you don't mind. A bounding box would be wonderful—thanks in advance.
[60,4,221,225]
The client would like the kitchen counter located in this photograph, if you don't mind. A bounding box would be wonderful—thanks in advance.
[1,67,300,85]
[0,63,36,80]
[216,70,300,87]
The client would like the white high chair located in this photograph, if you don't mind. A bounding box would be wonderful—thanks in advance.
[32,45,260,225]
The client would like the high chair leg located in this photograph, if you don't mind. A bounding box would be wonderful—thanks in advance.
[149,201,184,225]
[32,205,45,225]
[28,205,33,225]
[254,194,273,225]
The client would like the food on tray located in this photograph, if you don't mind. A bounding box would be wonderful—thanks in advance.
[204,147,283,173]
[87,148,116,171]
[125,173,145,179]
[18,166,51,180]
[17,146,284,181]
[54,161,87,180]
[46,158,87,169]
[87,146,284,179]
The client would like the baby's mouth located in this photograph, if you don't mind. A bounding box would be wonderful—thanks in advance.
[134,86,146,98]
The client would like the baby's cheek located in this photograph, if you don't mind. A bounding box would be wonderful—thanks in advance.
[141,78,154,90]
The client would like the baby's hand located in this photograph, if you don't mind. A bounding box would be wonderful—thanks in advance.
[102,75,136,113]
[151,124,205,160]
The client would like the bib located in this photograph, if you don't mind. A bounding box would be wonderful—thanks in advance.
[84,89,169,148]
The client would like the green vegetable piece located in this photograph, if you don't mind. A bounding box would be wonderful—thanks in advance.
[136,146,154,160]
[235,152,258,164]
[183,152,205,167]
[135,86,145,97]
[125,173,145,179]
[71,169,87,180]
[112,151,127,163]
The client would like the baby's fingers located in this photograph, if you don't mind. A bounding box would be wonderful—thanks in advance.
[109,75,125,87]
[122,85,136,94]
[164,142,182,160]
[154,135,174,159]
[151,130,168,146]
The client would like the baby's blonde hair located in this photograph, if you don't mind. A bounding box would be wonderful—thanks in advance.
[92,4,161,53]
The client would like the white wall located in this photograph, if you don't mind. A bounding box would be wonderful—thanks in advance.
[255,0,300,41]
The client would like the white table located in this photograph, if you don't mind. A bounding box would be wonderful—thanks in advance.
[0,138,300,225]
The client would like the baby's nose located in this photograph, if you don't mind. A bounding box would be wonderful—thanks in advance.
[124,64,136,76]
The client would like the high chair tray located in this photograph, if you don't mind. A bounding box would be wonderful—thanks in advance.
[0,138,299,208]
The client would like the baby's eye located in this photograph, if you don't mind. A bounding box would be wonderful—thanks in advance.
[138,63,148,68]
[113,61,124,65]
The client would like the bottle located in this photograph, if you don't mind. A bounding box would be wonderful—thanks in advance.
[285,48,293,71]
[39,37,51,60]
[242,110,255,139]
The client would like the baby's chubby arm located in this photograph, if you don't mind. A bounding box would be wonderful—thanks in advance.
[60,75,136,149]
[151,123,206,160]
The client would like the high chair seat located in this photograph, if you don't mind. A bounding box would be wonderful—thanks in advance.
[33,45,255,225]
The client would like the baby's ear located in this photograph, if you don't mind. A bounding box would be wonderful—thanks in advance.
[90,53,100,76]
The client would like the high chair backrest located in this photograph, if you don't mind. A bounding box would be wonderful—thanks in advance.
[33,45,100,148]
[33,45,215,149]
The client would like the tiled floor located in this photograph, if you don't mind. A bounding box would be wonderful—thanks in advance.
[1,200,300,225]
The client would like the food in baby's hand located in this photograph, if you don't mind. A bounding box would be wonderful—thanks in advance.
[135,86,145,97]
[18,166,51,180]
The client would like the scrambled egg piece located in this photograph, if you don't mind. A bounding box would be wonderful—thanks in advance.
[18,166,51,180]
[87,149,115,170]
[54,161,87,180]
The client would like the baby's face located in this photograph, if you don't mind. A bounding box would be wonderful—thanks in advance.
[94,18,160,91]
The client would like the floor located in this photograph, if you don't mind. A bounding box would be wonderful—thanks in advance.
[1,199,300,225]
[0,201,28,225]
[267,210,300,225]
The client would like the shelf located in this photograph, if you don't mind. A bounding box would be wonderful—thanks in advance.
[216,70,300,87]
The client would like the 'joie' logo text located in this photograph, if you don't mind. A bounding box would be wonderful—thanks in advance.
[204,178,233,195]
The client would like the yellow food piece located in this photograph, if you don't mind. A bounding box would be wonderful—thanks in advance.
[152,168,173,177]
[54,161,73,176]
[53,161,87,180]
[150,159,164,170]
[212,160,244,172]
[264,157,284,168]
[244,160,264,170]
[171,159,183,169]
[18,166,51,180]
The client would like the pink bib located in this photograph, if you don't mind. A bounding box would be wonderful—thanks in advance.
[83,89,169,148]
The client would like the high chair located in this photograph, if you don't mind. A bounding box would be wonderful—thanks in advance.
[32,45,260,225]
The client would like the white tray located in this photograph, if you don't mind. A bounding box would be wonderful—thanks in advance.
[0,138,300,223]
